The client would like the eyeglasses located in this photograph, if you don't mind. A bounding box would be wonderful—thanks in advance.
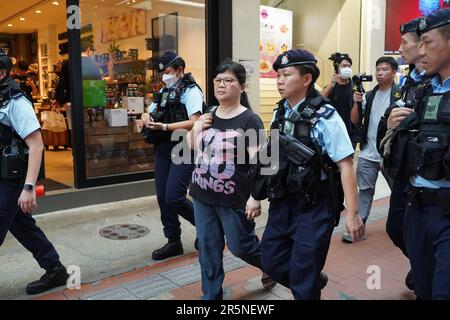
[213,78,238,86]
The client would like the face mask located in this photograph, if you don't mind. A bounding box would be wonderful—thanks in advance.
[162,74,179,88]
[340,67,352,80]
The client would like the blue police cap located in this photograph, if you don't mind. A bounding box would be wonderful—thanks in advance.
[273,49,317,72]
[400,17,422,35]
[158,51,180,72]
[417,8,450,35]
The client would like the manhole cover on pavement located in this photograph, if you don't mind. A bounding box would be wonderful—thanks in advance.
[99,224,150,240]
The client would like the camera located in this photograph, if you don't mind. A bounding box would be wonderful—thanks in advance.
[329,52,350,73]
[352,73,373,93]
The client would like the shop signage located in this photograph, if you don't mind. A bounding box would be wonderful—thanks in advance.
[259,6,293,79]
[101,9,147,43]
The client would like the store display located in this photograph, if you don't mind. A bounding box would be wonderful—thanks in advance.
[105,109,128,127]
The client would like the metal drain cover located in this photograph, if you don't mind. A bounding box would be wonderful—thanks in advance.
[99,224,150,240]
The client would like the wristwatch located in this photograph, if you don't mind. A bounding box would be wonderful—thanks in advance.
[23,183,35,191]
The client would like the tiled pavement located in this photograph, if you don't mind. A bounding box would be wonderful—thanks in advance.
[34,197,416,301]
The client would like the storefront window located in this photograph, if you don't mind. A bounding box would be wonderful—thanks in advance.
[79,0,206,179]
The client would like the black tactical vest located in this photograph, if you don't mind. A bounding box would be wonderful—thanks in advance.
[408,89,450,181]
[145,73,203,144]
[268,93,339,208]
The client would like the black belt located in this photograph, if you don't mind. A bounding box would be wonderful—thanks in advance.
[407,186,450,216]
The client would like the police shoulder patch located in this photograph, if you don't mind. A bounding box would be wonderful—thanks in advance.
[316,105,335,119]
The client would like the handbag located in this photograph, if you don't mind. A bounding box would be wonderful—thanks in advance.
[42,110,67,132]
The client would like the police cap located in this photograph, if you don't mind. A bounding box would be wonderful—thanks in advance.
[158,51,180,72]
[273,49,317,72]
[417,8,450,35]
[400,17,422,35]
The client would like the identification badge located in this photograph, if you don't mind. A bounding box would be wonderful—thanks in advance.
[424,96,442,121]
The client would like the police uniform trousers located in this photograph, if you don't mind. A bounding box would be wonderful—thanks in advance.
[0,180,61,270]
[155,141,195,241]
[386,180,408,257]
[261,198,334,300]
[404,194,450,300]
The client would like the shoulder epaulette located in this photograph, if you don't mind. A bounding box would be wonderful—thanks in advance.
[316,105,336,120]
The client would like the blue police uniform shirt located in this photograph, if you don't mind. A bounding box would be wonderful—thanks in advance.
[0,95,41,140]
[408,68,425,85]
[149,85,204,117]
[273,99,354,164]
[412,75,450,189]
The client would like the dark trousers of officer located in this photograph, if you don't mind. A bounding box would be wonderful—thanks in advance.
[0,180,61,270]
[155,141,195,241]
[386,180,408,257]
[404,199,450,299]
[261,199,334,300]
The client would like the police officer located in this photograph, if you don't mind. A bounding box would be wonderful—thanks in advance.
[0,48,69,295]
[140,52,203,260]
[379,17,429,292]
[398,9,450,300]
[259,49,364,300]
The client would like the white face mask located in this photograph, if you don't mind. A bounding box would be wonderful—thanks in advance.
[162,74,179,88]
[340,67,353,80]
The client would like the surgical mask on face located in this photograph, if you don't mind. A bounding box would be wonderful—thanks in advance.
[162,74,179,88]
[340,67,353,80]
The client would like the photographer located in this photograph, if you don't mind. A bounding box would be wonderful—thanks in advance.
[322,53,356,145]
[344,57,400,243]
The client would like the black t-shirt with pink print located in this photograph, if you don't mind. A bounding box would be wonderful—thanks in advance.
[190,109,265,209]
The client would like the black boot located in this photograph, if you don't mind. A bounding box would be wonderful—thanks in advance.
[320,272,328,289]
[26,264,69,295]
[405,270,415,291]
[152,240,184,261]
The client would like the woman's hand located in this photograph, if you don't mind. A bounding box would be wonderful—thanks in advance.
[246,197,262,220]
[141,113,154,127]
[193,113,213,132]
[18,189,37,215]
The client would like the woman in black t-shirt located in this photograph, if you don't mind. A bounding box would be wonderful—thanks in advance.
[187,60,275,300]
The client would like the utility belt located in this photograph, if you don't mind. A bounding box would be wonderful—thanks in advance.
[249,135,343,226]
[406,186,450,217]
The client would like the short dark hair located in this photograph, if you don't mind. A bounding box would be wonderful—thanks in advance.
[215,59,251,110]
[17,60,29,71]
[294,64,321,91]
[376,56,399,71]
[339,56,353,66]
[170,57,186,71]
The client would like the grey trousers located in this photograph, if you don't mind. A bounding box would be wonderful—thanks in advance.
[356,157,381,223]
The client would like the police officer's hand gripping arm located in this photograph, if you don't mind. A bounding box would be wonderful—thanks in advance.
[19,130,44,214]
[246,144,263,221]
[338,157,365,242]
[387,107,413,129]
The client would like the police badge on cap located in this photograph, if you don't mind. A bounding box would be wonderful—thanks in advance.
[273,49,317,72]
[158,51,179,72]
[417,8,450,35]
